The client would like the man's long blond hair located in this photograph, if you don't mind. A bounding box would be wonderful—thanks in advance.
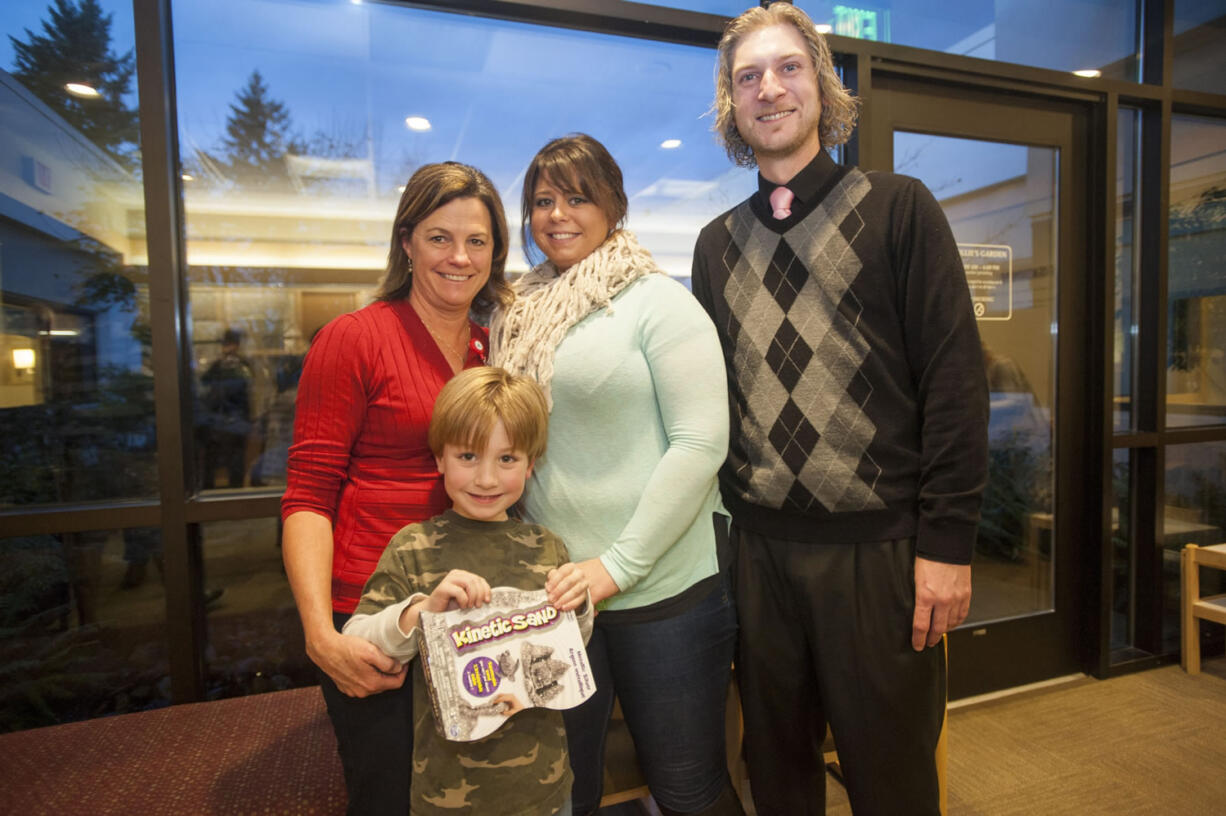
[713,3,860,168]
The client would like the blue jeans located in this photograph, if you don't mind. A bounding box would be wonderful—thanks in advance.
[564,580,738,815]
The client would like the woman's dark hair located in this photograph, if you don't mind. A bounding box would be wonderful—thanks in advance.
[520,134,628,266]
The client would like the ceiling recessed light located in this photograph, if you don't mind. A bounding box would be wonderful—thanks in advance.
[660,139,682,149]
[816,24,833,34]
[1073,69,1102,78]
[405,116,431,132]
[65,83,100,98]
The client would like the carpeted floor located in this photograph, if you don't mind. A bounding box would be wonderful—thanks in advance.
[941,657,1226,815]
[809,656,1226,815]
[0,682,651,816]
[0,686,345,815]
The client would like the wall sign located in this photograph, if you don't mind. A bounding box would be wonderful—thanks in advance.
[833,5,890,42]
[959,243,1013,321]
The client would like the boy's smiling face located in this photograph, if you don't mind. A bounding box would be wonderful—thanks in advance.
[436,418,533,522]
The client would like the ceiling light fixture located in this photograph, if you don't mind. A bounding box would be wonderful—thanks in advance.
[65,82,100,98]
[181,173,195,182]
[1073,69,1102,78]
[405,116,432,132]
[660,139,682,149]
[816,24,833,34]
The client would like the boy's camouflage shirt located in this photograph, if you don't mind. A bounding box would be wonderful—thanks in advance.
[352,509,578,816]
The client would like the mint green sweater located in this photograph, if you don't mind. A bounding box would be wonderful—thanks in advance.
[520,274,729,611]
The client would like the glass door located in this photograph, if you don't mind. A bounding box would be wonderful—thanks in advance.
[871,77,1092,697]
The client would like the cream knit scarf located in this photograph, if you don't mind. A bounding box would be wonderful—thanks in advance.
[489,229,663,407]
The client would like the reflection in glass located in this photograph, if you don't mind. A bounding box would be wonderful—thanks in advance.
[1167,115,1226,428]
[174,0,757,492]
[198,327,257,489]
[201,518,314,699]
[1173,1,1226,94]
[1,2,153,508]
[0,528,169,733]
[637,1,748,14]
[1114,108,1140,432]
[1163,442,1226,656]
[648,0,1143,79]
[789,0,1138,79]
[895,132,1057,626]
[5,0,138,171]
[1110,449,1138,659]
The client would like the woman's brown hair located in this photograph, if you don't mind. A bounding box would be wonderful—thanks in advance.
[377,161,512,316]
[520,134,627,266]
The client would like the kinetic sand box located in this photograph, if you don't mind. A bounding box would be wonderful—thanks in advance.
[418,587,595,741]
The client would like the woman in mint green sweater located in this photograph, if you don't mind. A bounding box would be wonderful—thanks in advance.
[490,134,744,816]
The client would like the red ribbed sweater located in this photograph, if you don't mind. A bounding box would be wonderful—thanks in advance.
[281,299,487,613]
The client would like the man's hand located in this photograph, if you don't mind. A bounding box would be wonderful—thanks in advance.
[307,629,407,698]
[911,557,972,651]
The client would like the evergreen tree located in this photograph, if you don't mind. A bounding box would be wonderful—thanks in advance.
[219,70,302,188]
[9,0,138,168]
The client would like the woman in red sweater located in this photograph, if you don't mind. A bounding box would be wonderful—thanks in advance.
[281,162,511,814]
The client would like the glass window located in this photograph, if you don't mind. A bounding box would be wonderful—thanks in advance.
[792,1,1139,80]
[637,1,747,13]
[895,132,1057,626]
[1167,114,1226,428]
[172,0,757,491]
[1114,108,1140,432]
[1110,448,1138,659]
[1164,442,1226,655]
[0,527,170,732]
[644,0,1143,81]
[1173,0,1226,94]
[0,1,153,508]
[200,518,313,698]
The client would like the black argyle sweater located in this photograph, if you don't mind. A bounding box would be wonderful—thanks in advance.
[691,151,988,564]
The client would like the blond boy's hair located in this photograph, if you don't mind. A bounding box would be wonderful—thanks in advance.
[428,367,549,460]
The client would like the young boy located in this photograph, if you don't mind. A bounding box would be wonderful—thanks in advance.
[343,366,591,816]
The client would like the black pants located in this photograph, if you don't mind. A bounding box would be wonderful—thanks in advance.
[733,527,944,816]
[318,611,415,816]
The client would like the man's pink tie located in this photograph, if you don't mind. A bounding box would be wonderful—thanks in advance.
[770,186,794,220]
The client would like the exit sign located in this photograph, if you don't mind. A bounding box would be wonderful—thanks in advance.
[833,5,891,42]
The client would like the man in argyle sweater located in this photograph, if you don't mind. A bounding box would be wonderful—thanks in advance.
[691,5,988,815]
